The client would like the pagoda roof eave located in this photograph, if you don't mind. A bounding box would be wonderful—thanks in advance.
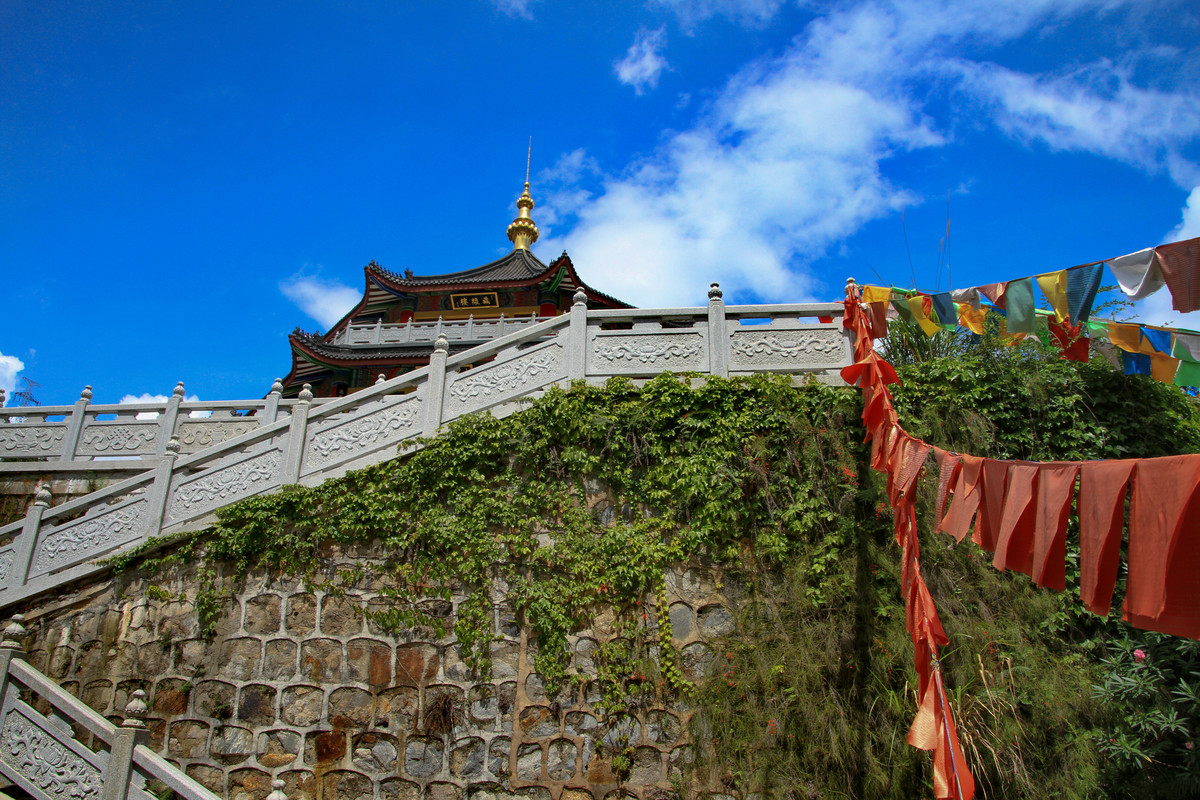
[289,331,489,367]
[368,247,550,287]
[313,250,633,348]
[367,251,632,309]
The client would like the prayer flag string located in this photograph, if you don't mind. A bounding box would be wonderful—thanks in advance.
[841,262,1200,798]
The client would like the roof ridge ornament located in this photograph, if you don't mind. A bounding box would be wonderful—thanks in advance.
[506,138,539,251]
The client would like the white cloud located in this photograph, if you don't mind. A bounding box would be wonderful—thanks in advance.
[1131,288,1200,332]
[537,148,601,185]
[0,353,24,400]
[955,59,1200,184]
[1166,186,1200,242]
[651,0,785,29]
[491,0,537,19]
[536,0,1198,307]
[541,73,939,305]
[280,276,361,330]
[615,28,669,95]
[119,392,205,419]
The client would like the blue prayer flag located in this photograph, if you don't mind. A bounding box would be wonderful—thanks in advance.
[1142,328,1172,354]
[1067,263,1103,323]
[1123,352,1152,375]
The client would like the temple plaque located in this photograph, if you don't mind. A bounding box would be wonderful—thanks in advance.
[450,292,500,310]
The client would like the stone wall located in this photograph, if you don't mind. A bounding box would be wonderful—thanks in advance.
[1,473,122,527]
[14,554,735,800]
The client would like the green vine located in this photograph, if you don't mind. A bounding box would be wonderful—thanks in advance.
[111,373,859,697]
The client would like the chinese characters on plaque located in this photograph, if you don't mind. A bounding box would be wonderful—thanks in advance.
[450,292,500,310]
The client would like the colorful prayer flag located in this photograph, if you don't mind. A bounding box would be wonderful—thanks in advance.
[1036,270,1069,322]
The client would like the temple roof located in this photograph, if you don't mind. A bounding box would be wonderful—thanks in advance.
[367,247,550,288]
[290,330,473,363]
[362,250,631,308]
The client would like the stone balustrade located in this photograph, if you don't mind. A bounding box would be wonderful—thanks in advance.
[0,382,331,473]
[332,313,553,346]
[0,289,850,612]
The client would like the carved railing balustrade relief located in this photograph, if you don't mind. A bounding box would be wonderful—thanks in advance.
[0,288,849,611]
[0,382,332,474]
[0,615,221,800]
[332,312,553,346]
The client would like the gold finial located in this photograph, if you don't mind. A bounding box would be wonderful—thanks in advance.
[507,138,539,250]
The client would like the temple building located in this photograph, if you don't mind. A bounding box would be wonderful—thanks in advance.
[281,180,632,397]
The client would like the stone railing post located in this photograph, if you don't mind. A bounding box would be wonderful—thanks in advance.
[12,486,51,588]
[60,385,93,461]
[103,690,148,800]
[283,384,313,483]
[568,288,588,381]
[0,616,28,712]
[155,382,186,456]
[0,388,6,413]
[262,379,284,425]
[266,779,289,800]
[423,335,449,437]
[145,438,180,536]
[373,319,382,344]
[707,283,728,378]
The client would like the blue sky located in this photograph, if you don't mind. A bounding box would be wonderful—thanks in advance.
[3,0,1199,406]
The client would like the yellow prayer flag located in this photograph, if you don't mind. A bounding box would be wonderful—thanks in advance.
[862,285,891,304]
[907,296,941,336]
[1107,323,1142,353]
[1036,270,1069,323]
[958,303,986,334]
[1151,354,1181,383]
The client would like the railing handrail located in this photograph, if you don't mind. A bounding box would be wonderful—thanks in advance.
[0,619,222,800]
[0,315,572,536]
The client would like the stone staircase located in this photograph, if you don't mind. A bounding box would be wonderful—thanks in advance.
[0,290,849,614]
[0,614,225,800]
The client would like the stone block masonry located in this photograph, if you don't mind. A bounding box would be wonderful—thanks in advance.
[14,552,736,800]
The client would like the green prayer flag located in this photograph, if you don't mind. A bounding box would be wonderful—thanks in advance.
[892,298,916,326]
[1175,359,1200,387]
[1005,278,1036,333]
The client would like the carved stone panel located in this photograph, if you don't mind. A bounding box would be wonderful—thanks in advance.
[30,500,148,578]
[728,328,849,370]
[177,420,260,452]
[304,397,422,471]
[0,550,13,588]
[76,422,159,456]
[0,706,103,800]
[445,344,563,417]
[167,450,282,524]
[0,425,66,457]
[587,333,705,374]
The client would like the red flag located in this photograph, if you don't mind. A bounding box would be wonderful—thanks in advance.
[1125,455,1200,640]
[1154,238,1200,313]
[992,464,1039,577]
[1031,464,1079,591]
[1078,460,1135,616]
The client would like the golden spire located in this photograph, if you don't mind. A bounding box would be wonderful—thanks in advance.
[507,138,539,250]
